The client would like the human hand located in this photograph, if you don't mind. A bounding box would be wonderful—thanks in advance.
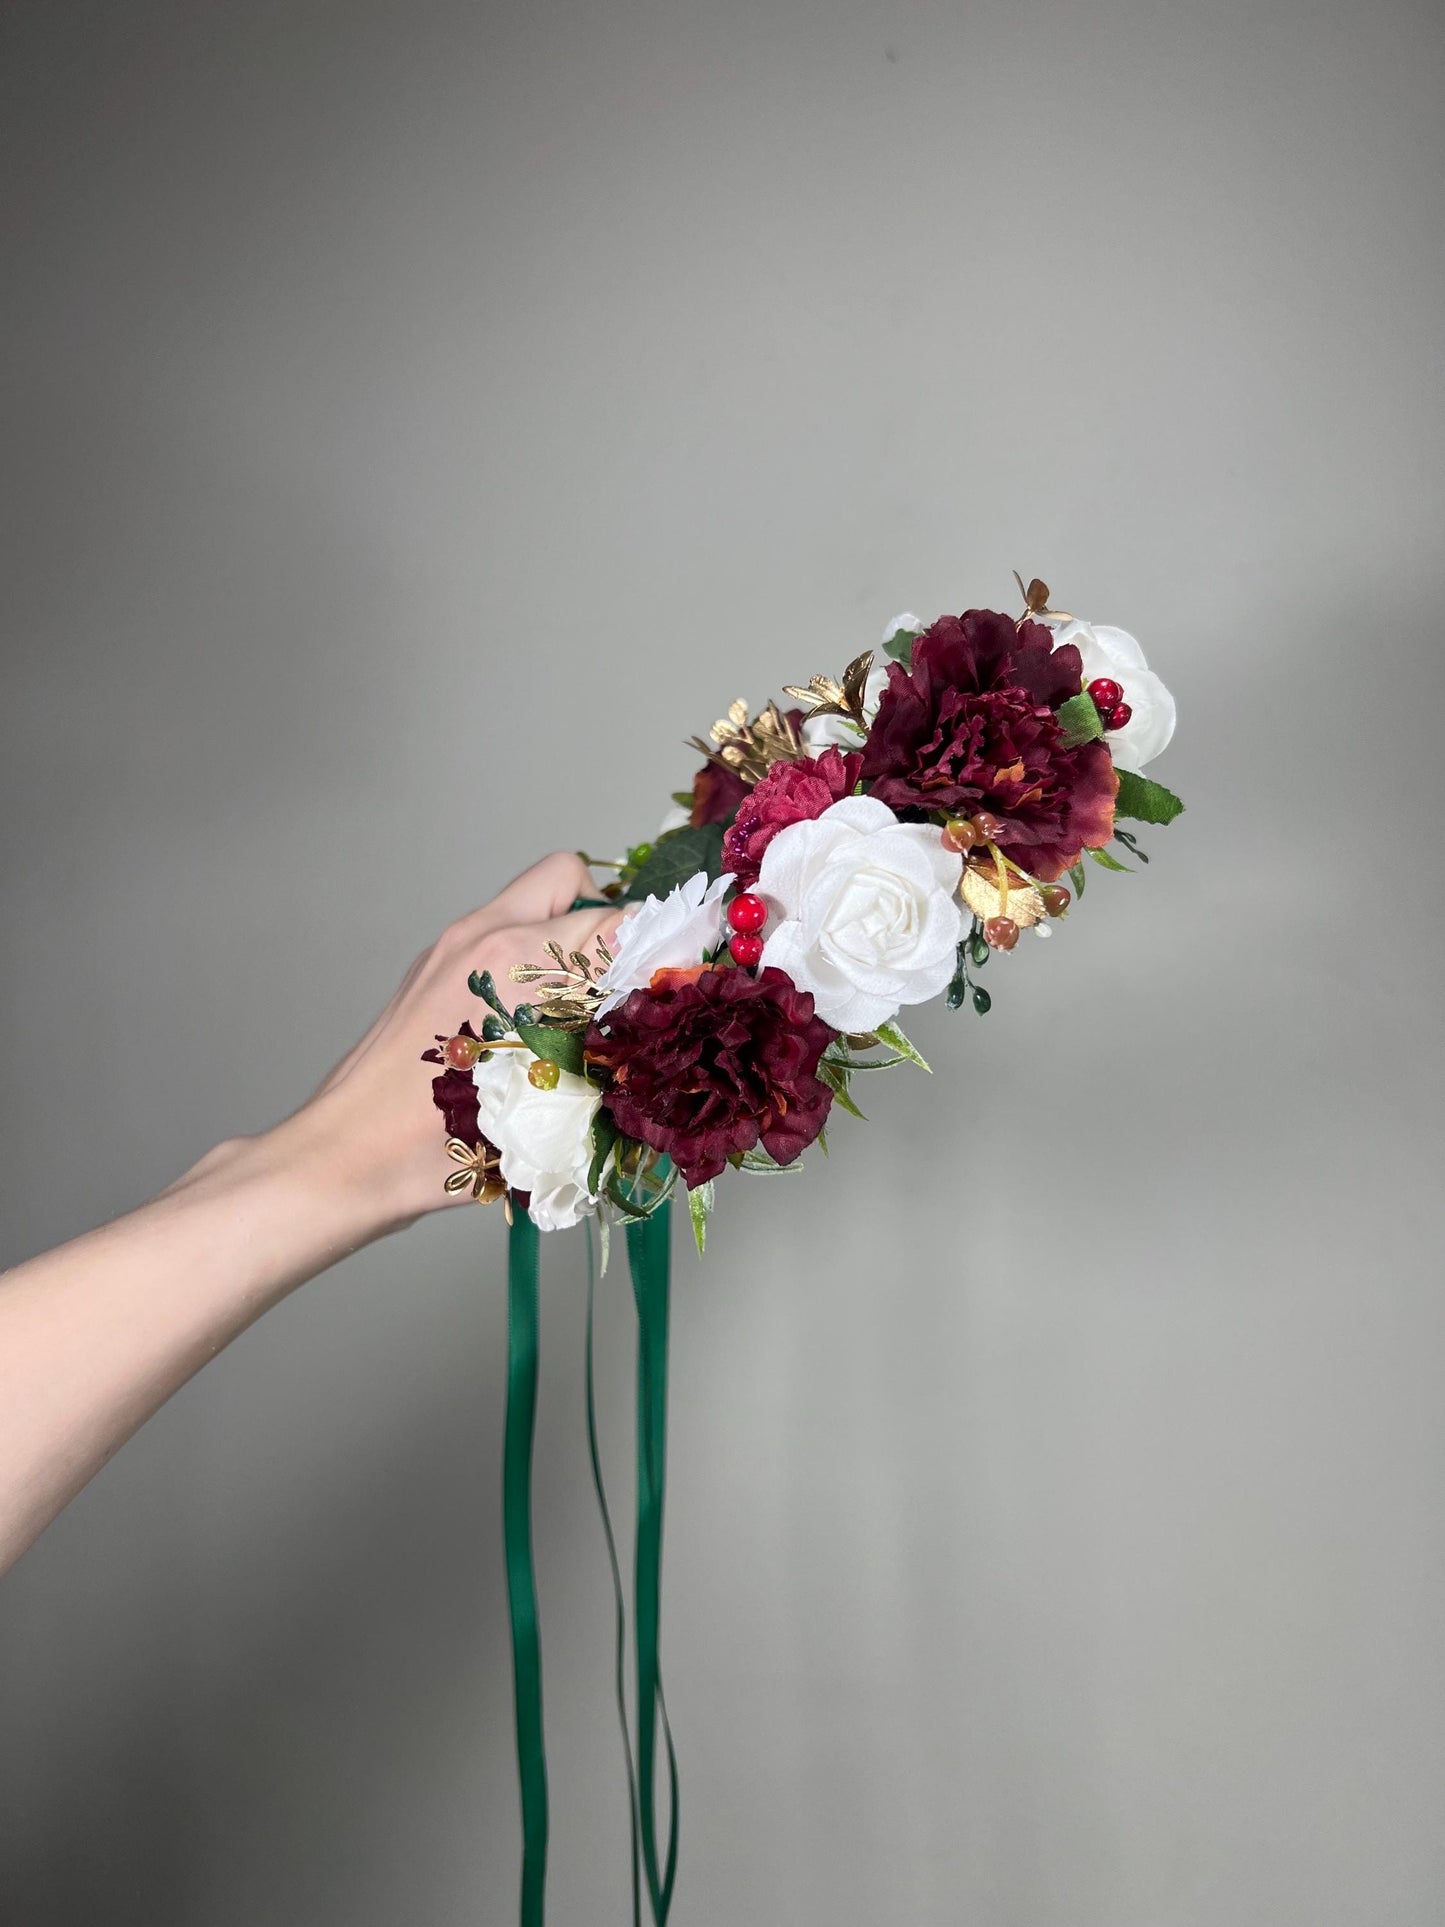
[261,852,620,1238]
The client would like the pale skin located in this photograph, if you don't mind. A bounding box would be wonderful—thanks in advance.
[0,851,619,1581]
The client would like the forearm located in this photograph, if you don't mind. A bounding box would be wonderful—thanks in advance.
[0,1111,394,1577]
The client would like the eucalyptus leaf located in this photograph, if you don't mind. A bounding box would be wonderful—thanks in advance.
[874,1019,931,1073]
[1113,768,1185,825]
[622,823,725,903]
[1056,691,1104,747]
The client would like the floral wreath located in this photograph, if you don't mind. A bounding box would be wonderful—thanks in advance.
[423,580,1182,1926]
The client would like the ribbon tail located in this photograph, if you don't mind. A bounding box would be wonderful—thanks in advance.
[505,1209,549,1927]
[627,1198,680,1925]
[584,1222,643,1927]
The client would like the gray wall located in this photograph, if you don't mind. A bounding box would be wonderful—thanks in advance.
[3,2,1443,1922]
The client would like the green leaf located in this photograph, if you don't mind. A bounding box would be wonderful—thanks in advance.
[603,1172,654,1220]
[1067,860,1086,900]
[468,969,511,1019]
[514,1023,587,1076]
[622,822,725,903]
[1113,768,1185,825]
[737,1149,805,1174]
[874,1019,931,1073]
[587,1112,619,1195]
[882,625,918,665]
[1056,691,1104,747]
[818,1057,866,1119]
[1086,844,1132,872]
[687,1180,715,1255]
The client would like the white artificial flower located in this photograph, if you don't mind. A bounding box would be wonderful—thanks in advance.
[472,1049,602,1232]
[1045,618,1176,773]
[881,611,922,647]
[596,869,730,1015]
[655,802,691,836]
[756,795,963,1033]
[801,661,891,755]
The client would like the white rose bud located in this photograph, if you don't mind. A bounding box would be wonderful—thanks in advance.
[472,1050,602,1233]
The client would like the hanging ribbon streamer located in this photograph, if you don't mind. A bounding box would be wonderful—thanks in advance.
[502,1200,680,1927]
[584,1223,643,1927]
[504,1211,549,1927]
[626,1202,681,1924]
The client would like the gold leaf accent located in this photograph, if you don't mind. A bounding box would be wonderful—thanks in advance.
[1013,569,1072,626]
[443,1136,508,1203]
[960,865,1046,929]
[783,649,875,727]
[686,697,804,788]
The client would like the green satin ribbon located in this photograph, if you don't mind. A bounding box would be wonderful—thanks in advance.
[584,1223,643,1927]
[627,1203,681,1924]
[504,1211,548,1927]
[503,1199,679,1926]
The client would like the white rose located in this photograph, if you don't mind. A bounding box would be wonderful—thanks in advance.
[472,1049,601,1232]
[596,869,730,1015]
[756,795,963,1033]
[1046,618,1176,773]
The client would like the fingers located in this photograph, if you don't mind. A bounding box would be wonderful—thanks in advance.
[485,851,596,929]
[542,901,628,961]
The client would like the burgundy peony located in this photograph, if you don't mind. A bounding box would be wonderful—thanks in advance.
[721,746,864,886]
[860,609,1117,881]
[423,1022,484,1145]
[586,965,835,1187]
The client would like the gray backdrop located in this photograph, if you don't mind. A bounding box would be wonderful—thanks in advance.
[3,2,1443,1922]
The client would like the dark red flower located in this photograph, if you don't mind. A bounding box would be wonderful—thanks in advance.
[687,707,809,829]
[424,1021,484,1145]
[689,759,750,828]
[586,965,834,1187]
[860,610,1117,881]
[721,746,863,886]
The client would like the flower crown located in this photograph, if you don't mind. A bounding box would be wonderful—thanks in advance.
[431,578,1183,1927]
[425,578,1181,1247]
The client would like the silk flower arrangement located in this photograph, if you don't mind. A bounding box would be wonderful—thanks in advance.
[422,582,1183,1925]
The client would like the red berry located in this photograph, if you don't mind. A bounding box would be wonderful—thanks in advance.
[727,892,767,934]
[1040,884,1071,918]
[444,1033,482,1070]
[941,818,977,854]
[527,1057,561,1090]
[1087,677,1123,712]
[728,932,764,968]
[983,916,1019,951]
[972,809,1004,842]
[1106,702,1132,730]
